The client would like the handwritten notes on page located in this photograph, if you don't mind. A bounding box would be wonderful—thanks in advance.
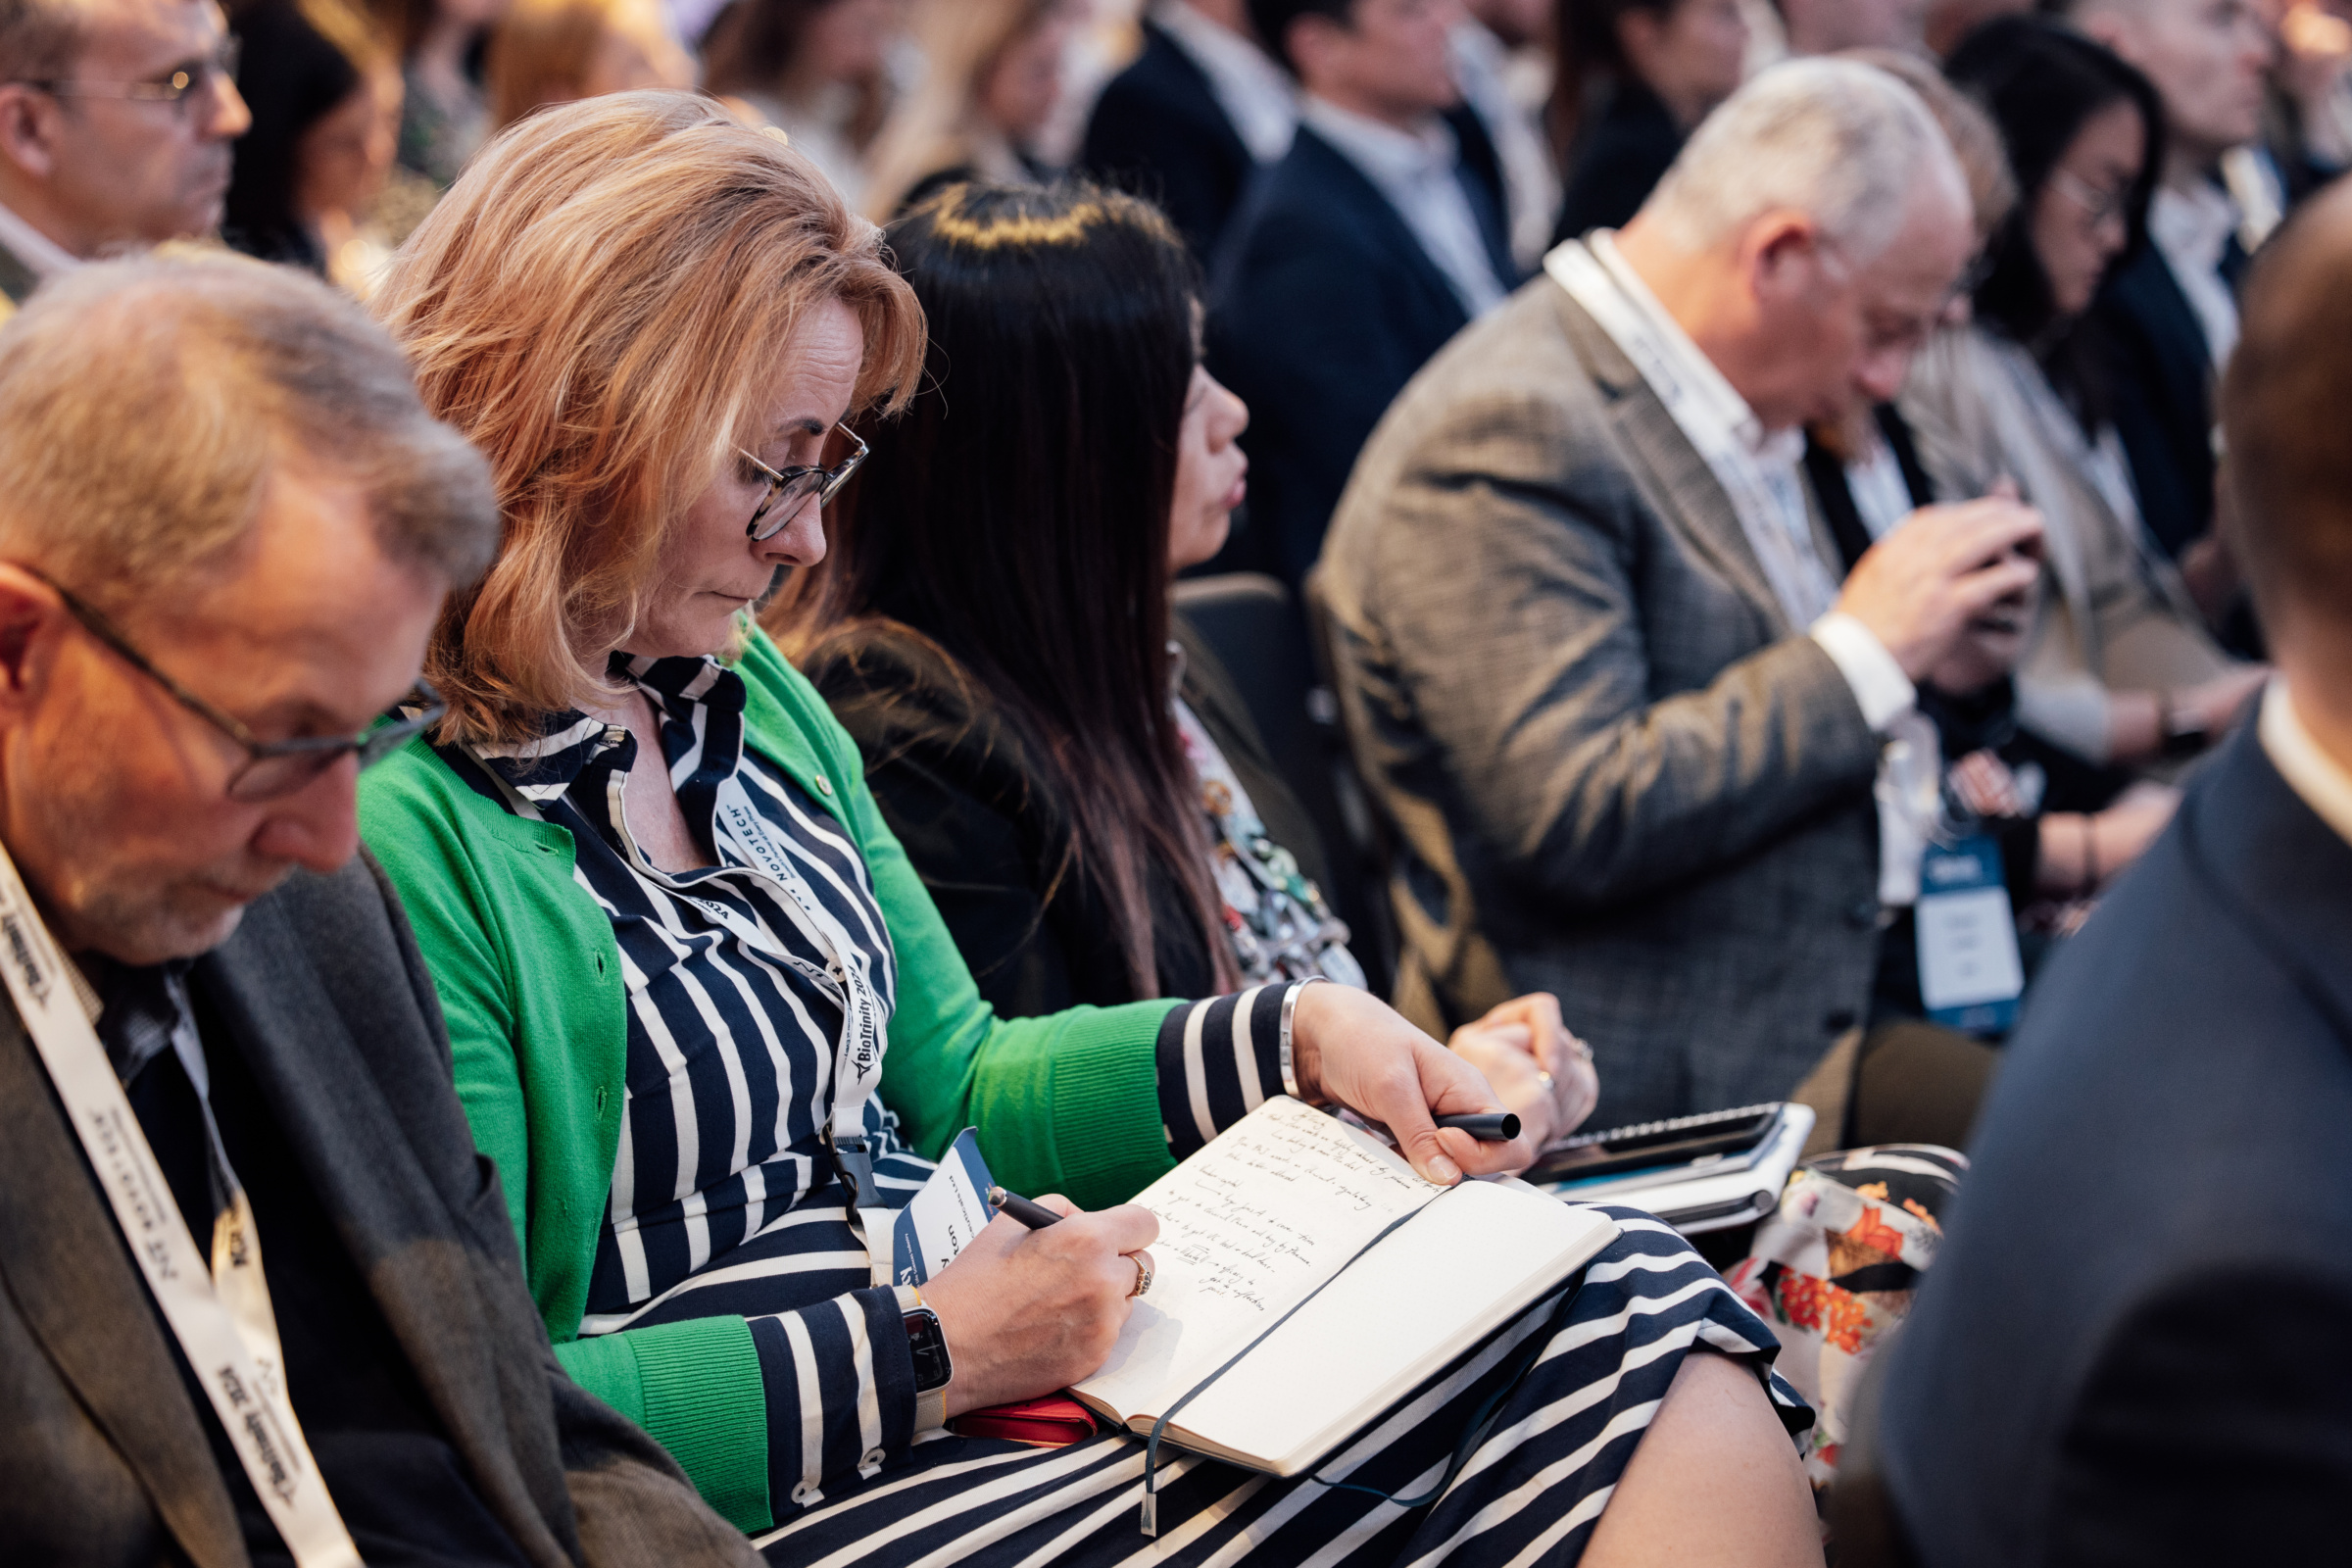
[1073,1097,1439,1424]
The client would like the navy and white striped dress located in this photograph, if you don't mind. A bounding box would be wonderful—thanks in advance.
[447,654,1809,1564]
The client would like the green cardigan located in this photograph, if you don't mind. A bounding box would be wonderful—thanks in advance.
[357,629,1183,1532]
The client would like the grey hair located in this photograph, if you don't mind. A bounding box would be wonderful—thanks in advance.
[1640,57,1968,262]
[0,0,85,83]
[0,251,500,613]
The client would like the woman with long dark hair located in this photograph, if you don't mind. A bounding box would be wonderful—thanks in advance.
[1899,16,2261,777]
[224,0,403,282]
[1546,0,1747,243]
[775,175,1824,1564]
[783,179,1244,1011]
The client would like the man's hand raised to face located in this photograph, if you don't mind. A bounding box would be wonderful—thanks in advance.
[1836,495,2045,681]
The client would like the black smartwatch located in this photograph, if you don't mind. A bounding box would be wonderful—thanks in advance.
[896,1286,953,1429]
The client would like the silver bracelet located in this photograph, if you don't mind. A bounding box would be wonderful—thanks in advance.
[1279,976,1325,1101]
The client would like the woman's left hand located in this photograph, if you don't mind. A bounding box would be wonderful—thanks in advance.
[1287,982,1543,1185]
[1449,993,1600,1155]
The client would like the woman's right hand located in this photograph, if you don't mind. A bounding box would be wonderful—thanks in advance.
[919,1196,1157,1418]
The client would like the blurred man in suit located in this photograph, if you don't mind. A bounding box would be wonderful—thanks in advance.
[1317,59,2042,1127]
[1081,0,1297,263]
[2057,0,2275,564]
[0,256,757,1563]
[1844,174,2352,1568]
[0,0,251,315]
[1209,0,1517,590]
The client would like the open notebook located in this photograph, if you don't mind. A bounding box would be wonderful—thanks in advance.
[1070,1096,1620,1478]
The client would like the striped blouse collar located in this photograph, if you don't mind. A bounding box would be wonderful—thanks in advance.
[458,653,749,799]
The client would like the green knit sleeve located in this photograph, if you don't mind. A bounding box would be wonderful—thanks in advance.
[358,744,536,1242]
[554,1318,770,1533]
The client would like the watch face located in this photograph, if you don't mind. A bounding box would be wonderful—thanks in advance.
[905,1307,953,1393]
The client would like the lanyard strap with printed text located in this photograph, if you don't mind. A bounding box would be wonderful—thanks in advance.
[0,840,361,1567]
[712,775,896,1282]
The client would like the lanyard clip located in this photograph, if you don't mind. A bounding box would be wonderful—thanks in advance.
[829,1131,884,1212]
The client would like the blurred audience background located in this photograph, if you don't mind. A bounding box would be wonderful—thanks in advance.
[699,0,907,207]
[221,0,400,283]
[862,0,1080,219]
[482,0,693,131]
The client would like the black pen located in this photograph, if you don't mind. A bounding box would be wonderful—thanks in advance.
[988,1185,1062,1229]
[1433,1112,1521,1142]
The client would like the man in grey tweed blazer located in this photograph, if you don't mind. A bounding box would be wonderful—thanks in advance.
[0,258,757,1563]
[1317,61,2044,1127]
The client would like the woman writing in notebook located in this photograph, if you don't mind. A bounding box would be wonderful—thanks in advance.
[360,95,1821,1564]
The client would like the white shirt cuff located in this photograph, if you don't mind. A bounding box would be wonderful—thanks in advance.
[1810,612,1916,733]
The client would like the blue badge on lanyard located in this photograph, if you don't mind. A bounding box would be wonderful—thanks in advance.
[1915,834,2025,1036]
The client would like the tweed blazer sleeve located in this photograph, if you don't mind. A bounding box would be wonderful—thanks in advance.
[1334,289,1882,912]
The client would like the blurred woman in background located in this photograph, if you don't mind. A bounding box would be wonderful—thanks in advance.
[370,0,507,184]
[225,0,405,289]
[1902,16,2262,781]
[1546,0,1746,242]
[701,0,906,206]
[482,0,693,131]
[860,0,1076,219]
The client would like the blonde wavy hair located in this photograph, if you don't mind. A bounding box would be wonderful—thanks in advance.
[371,88,926,745]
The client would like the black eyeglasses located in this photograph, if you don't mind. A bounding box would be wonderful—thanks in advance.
[738,422,868,541]
[16,36,241,118]
[25,567,444,804]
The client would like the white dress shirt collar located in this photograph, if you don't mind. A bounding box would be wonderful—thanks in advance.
[1585,230,1805,470]
[0,197,82,283]
[1152,0,1298,165]
[1300,94,1508,317]
[2260,678,2352,850]
[2148,180,2241,369]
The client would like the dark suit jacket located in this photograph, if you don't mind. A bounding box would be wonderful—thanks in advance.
[2088,243,2217,562]
[0,856,757,1567]
[1316,276,1885,1126]
[1207,116,1513,589]
[1079,19,1259,263]
[1859,726,2352,1564]
[803,618,1334,1016]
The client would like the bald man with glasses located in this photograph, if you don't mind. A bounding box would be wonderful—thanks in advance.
[0,0,249,313]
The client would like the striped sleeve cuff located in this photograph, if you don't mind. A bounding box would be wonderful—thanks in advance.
[748,1287,914,1516]
[1153,982,1299,1159]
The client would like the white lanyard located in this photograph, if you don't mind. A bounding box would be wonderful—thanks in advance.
[1548,238,1839,630]
[0,841,361,1566]
[710,775,895,1283]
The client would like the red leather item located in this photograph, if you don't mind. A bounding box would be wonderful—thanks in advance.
[946,1394,1100,1446]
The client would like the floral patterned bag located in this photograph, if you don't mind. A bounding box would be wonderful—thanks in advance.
[1725,1145,1968,1497]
